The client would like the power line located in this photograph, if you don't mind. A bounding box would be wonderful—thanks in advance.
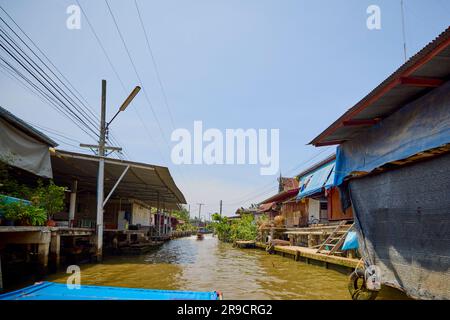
[0,18,100,137]
[0,54,99,141]
[104,0,171,149]
[133,0,176,130]
[0,37,99,139]
[102,0,188,186]
[76,0,166,163]
[223,147,334,206]
[0,9,102,142]
[0,4,129,160]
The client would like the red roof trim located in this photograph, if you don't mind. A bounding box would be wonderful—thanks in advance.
[310,27,450,146]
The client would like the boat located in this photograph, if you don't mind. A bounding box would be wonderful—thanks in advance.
[0,281,222,300]
[196,227,208,240]
[196,233,204,240]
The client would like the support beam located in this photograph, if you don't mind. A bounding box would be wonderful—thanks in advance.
[315,140,346,147]
[342,119,380,126]
[0,254,3,291]
[37,243,49,273]
[399,76,444,87]
[69,180,78,226]
[50,232,61,270]
[103,165,130,206]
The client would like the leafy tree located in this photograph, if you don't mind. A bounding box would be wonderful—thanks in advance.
[32,180,66,220]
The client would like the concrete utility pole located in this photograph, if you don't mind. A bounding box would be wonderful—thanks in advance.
[197,203,204,226]
[219,200,223,217]
[95,79,107,261]
[80,80,140,261]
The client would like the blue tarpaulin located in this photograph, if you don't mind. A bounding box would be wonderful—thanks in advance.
[341,231,359,251]
[0,195,31,218]
[334,81,450,186]
[0,282,221,300]
[296,160,335,199]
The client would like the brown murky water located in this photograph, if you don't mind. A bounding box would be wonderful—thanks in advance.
[46,235,406,300]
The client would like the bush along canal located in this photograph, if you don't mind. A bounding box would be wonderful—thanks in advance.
[44,235,406,300]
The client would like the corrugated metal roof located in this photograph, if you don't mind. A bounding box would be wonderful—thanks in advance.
[296,153,336,179]
[310,26,450,146]
[259,188,299,205]
[0,105,58,147]
[297,160,335,200]
[50,149,186,209]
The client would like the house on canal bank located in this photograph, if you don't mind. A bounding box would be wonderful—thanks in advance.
[256,156,354,251]
[258,155,353,230]
[310,27,450,300]
[0,107,186,290]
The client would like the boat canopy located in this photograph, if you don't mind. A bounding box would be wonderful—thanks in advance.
[296,160,335,200]
[0,282,220,300]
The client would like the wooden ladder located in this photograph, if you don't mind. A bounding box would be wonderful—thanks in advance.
[316,221,353,255]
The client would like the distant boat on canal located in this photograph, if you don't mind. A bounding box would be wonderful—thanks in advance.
[196,227,209,240]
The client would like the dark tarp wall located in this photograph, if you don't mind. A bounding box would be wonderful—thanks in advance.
[349,152,450,300]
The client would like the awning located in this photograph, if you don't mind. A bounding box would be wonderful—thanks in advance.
[50,149,186,210]
[0,106,57,178]
[296,160,335,199]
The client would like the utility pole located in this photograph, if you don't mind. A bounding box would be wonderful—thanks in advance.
[400,0,407,62]
[219,200,223,217]
[197,203,204,226]
[95,79,107,262]
[80,80,140,262]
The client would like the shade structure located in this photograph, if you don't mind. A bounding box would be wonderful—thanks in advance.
[50,149,186,210]
[297,160,335,199]
[0,282,220,300]
[0,106,57,178]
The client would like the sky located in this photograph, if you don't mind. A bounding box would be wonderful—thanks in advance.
[0,0,448,219]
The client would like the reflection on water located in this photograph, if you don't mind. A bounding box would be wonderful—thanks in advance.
[47,235,406,299]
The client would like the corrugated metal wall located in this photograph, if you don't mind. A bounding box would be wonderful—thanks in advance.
[350,152,450,299]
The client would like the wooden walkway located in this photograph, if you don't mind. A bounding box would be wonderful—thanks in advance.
[254,242,359,269]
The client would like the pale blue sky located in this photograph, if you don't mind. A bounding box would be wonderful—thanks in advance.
[0,0,448,218]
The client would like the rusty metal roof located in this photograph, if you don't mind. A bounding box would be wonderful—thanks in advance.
[259,188,300,205]
[310,26,450,147]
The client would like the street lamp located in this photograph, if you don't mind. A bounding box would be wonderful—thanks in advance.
[108,85,141,127]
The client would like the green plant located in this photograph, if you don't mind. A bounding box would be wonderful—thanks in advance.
[229,214,258,242]
[32,180,66,220]
[19,206,47,226]
[0,201,46,226]
[211,213,232,242]
[211,213,261,242]
[1,201,27,221]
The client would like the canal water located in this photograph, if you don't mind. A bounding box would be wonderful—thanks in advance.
[47,235,406,300]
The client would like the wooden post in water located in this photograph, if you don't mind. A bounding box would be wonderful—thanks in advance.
[0,254,3,291]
